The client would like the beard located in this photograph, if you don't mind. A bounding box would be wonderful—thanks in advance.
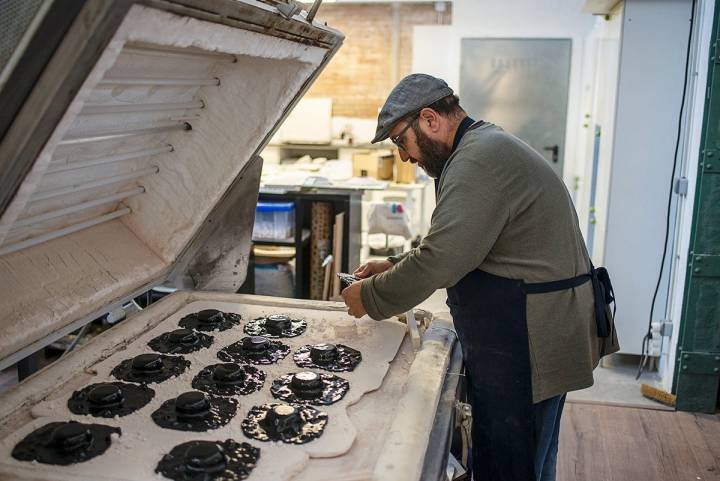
[412,123,451,178]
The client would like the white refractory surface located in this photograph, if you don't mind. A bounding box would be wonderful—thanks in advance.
[0,2,329,363]
[0,300,406,481]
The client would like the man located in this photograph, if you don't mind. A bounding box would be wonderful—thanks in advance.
[341,74,618,481]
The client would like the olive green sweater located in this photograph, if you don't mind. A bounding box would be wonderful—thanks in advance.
[360,123,618,403]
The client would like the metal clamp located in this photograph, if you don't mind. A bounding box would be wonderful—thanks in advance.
[455,401,472,468]
[276,1,301,19]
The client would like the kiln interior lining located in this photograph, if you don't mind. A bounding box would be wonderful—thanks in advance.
[0,4,327,362]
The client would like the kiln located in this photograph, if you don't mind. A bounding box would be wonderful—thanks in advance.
[0,1,464,480]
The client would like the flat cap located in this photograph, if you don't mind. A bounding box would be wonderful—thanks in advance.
[371,73,454,144]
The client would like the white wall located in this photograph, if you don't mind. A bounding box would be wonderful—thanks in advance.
[603,0,694,355]
[412,0,595,190]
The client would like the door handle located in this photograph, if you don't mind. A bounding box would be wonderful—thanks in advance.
[543,145,559,163]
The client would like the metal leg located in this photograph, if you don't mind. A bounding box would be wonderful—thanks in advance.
[17,350,43,382]
[60,322,93,359]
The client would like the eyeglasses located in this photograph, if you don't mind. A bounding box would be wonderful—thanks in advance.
[390,115,418,151]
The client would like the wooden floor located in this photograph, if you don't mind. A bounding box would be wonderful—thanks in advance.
[558,401,720,481]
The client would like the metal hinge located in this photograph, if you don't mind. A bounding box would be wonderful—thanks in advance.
[674,177,689,196]
[661,321,673,337]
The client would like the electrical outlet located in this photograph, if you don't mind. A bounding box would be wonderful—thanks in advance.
[649,323,663,356]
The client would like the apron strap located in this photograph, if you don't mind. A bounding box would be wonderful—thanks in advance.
[523,269,614,340]
[522,273,591,294]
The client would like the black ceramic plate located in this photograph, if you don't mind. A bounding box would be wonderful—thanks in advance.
[148,328,213,355]
[293,343,362,372]
[241,403,328,444]
[111,353,190,384]
[12,421,120,466]
[270,372,349,406]
[217,336,290,365]
[68,382,154,417]
[178,309,241,332]
[192,363,266,397]
[152,391,238,432]
[156,439,260,481]
[244,314,306,338]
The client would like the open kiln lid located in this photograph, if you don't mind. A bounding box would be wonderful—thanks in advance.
[0,0,343,368]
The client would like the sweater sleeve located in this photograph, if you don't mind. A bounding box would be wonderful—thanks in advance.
[360,156,509,320]
[387,251,410,264]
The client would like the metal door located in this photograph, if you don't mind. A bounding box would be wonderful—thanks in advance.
[674,1,720,413]
[460,38,572,177]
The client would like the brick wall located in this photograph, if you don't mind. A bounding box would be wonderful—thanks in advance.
[305,2,452,119]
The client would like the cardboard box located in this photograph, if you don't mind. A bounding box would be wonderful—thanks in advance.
[352,149,395,180]
[394,149,417,183]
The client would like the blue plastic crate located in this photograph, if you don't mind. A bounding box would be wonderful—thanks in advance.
[253,202,295,240]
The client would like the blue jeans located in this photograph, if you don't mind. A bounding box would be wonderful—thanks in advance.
[532,393,567,481]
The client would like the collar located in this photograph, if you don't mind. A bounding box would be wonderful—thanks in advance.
[451,116,476,154]
[435,116,477,194]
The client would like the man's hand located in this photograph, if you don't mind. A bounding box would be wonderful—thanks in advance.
[353,259,393,279]
[341,281,367,318]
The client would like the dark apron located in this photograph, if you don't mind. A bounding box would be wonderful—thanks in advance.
[442,118,616,481]
[448,270,598,480]
[448,270,534,480]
